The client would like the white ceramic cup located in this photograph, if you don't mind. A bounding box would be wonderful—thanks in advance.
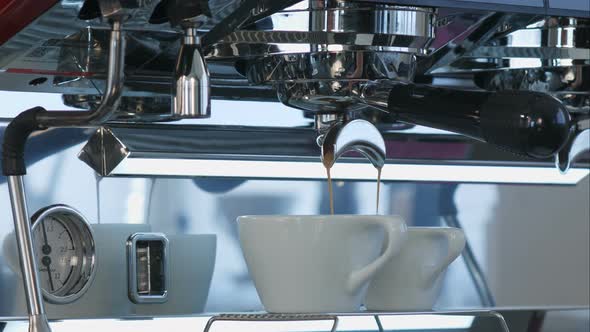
[237,215,407,313]
[365,227,465,311]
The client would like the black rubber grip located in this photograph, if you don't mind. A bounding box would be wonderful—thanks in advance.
[2,107,47,176]
[388,84,571,159]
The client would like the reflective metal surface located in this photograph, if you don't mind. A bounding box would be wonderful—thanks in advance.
[319,119,386,169]
[268,52,414,113]
[417,12,513,76]
[0,121,589,320]
[443,215,496,307]
[109,159,588,184]
[203,313,339,332]
[428,16,590,73]
[2,222,216,319]
[78,126,130,177]
[71,121,589,183]
[206,2,436,58]
[473,67,590,171]
[206,1,433,114]
[7,176,51,332]
[126,232,169,304]
[0,0,589,330]
[558,128,590,173]
[27,314,51,332]
[0,2,585,122]
[172,27,211,119]
[28,205,96,304]
[35,20,126,127]
[248,51,414,83]
[474,66,590,114]
[63,96,175,122]
[92,0,137,20]
[7,309,581,331]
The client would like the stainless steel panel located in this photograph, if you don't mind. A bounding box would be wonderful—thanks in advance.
[366,0,589,17]
[2,223,216,319]
[4,309,584,331]
[74,122,589,184]
[451,0,542,6]
[6,176,51,332]
[0,1,589,328]
[1,131,588,317]
[126,232,169,304]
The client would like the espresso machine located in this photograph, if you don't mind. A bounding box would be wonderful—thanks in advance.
[0,0,588,331]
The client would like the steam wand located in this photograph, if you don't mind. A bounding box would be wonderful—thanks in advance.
[1,16,125,332]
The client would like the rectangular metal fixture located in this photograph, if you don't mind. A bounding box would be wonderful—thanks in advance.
[113,158,589,185]
[78,125,589,185]
[127,233,169,304]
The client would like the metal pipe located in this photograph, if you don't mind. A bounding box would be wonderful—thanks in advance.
[35,20,125,127]
[3,18,125,332]
[443,214,496,307]
[8,176,51,332]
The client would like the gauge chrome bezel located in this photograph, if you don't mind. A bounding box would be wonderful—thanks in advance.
[30,204,96,304]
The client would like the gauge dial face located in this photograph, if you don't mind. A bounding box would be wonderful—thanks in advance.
[33,216,76,294]
[31,205,96,304]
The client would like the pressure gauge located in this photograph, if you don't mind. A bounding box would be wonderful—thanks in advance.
[31,205,96,304]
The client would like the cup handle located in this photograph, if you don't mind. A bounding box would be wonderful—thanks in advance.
[423,228,466,287]
[346,218,407,294]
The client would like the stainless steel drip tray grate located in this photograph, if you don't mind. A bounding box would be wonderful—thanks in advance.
[204,313,339,332]
[2,308,587,331]
[202,310,509,332]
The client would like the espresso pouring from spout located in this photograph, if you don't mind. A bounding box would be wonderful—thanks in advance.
[315,114,386,169]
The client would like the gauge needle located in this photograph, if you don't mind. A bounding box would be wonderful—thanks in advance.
[41,220,55,292]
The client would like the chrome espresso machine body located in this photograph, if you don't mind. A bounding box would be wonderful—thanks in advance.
[0,0,589,331]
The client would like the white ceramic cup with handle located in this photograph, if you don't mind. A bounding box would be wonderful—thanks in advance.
[237,215,407,313]
[365,227,465,311]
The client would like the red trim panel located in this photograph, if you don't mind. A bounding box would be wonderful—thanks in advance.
[0,0,59,45]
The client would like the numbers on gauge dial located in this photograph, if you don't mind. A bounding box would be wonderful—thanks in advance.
[33,216,76,294]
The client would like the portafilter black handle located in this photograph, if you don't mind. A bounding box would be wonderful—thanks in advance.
[386,84,572,159]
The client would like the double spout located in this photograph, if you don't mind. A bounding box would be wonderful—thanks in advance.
[315,114,386,170]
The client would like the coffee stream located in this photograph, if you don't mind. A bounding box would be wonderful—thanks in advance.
[324,157,382,215]
[376,167,382,214]
[327,167,335,215]
[323,149,336,215]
